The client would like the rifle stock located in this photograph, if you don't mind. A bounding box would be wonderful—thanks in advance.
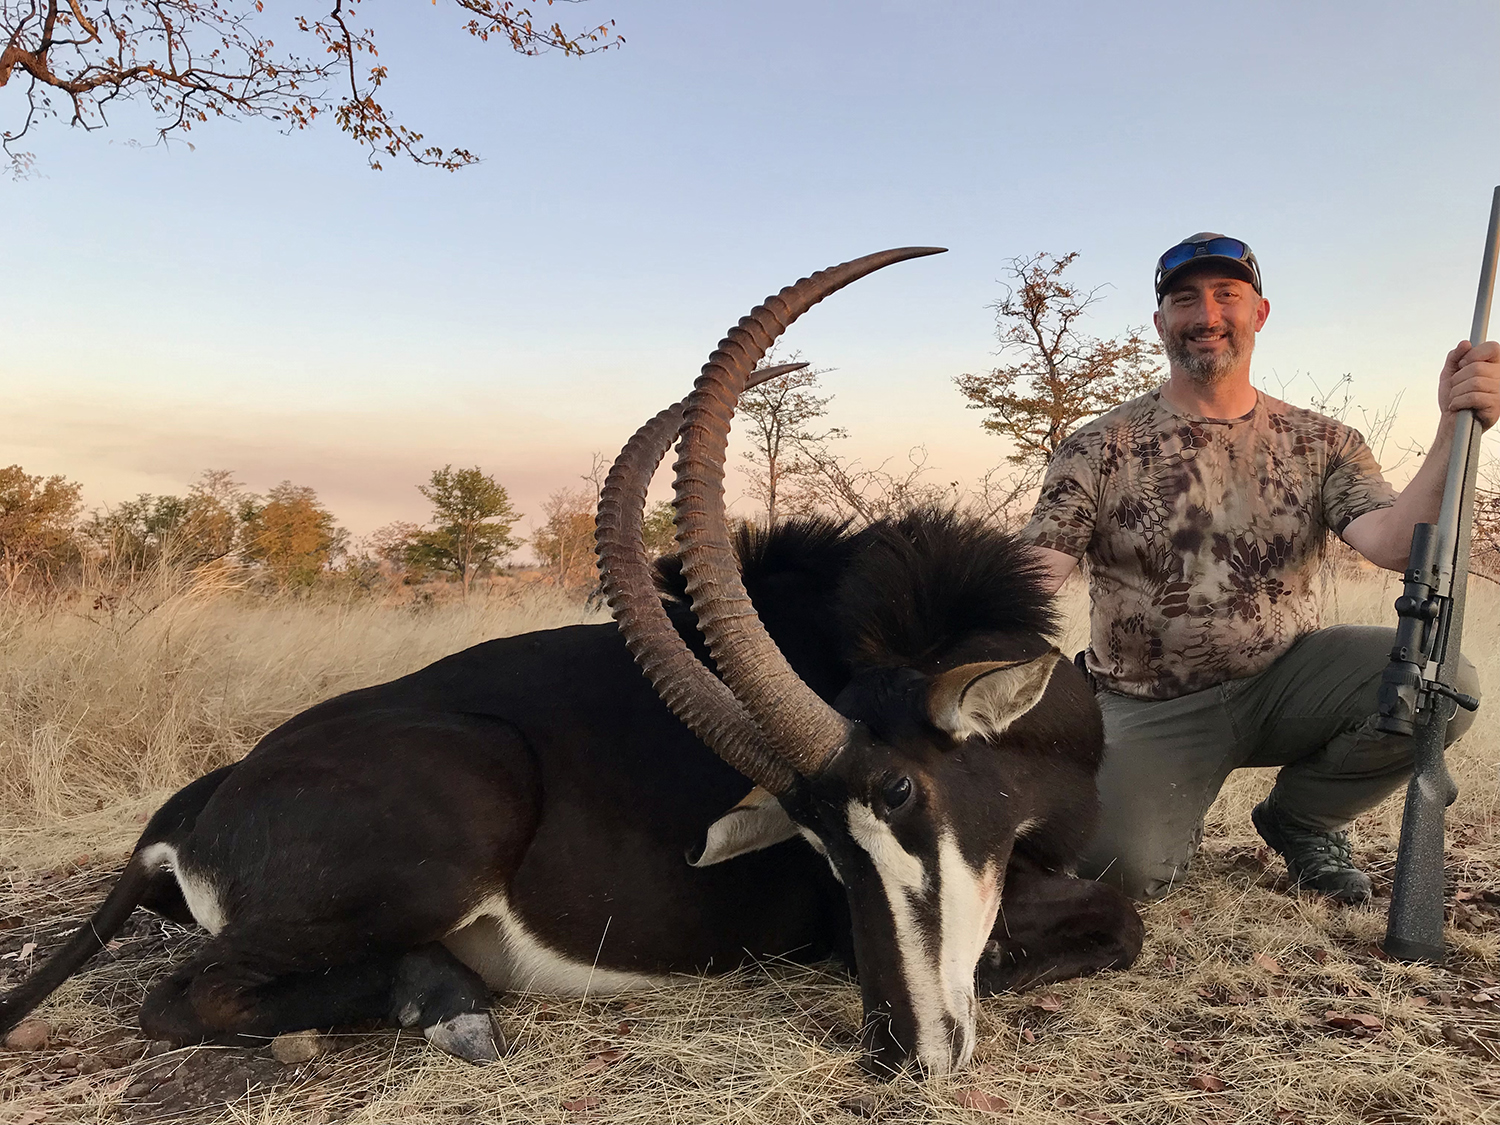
[1379,186,1499,962]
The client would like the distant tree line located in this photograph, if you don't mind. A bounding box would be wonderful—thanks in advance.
[9,251,1425,601]
[0,252,1173,601]
[0,455,647,601]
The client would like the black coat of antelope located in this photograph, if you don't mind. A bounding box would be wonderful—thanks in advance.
[0,248,1143,1077]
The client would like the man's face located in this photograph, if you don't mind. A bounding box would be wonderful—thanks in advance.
[1153,270,1271,386]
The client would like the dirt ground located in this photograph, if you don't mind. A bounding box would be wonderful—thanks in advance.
[3,819,1499,1125]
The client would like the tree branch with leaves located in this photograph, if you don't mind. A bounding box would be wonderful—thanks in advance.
[238,480,347,590]
[1,0,620,175]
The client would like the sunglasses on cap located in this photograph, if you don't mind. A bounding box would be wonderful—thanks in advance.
[1154,236,1263,301]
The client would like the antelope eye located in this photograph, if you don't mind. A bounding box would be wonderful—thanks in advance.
[883,776,913,810]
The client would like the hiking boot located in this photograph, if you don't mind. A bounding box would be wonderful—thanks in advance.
[1251,798,1372,905]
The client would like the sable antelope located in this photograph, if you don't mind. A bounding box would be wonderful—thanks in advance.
[0,248,1142,1077]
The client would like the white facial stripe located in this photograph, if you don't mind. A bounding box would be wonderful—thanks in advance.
[846,801,926,893]
[846,801,990,1074]
[936,835,1000,1069]
[136,842,226,935]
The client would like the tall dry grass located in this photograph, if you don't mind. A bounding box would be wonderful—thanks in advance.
[1,561,1496,878]
[0,580,604,869]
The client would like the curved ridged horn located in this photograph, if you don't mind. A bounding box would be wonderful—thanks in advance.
[596,362,810,795]
[673,247,948,776]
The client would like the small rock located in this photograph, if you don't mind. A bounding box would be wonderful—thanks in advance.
[56,1050,79,1070]
[78,1055,107,1075]
[4,1019,51,1051]
[1441,1022,1477,1050]
[271,1029,323,1064]
[145,1040,172,1057]
[839,1093,879,1117]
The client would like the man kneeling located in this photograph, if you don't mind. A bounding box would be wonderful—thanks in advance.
[1022,233,1497,904]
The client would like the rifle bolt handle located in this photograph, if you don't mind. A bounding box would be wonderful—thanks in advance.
[1430,683,1480,712]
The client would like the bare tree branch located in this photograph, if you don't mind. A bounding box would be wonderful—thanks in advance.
[737,354,841,527]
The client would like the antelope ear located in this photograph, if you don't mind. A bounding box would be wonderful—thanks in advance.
[927,651,1063,742]
[688,787,800,867]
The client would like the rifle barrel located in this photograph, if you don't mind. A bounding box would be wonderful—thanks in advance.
[1470,186,1500,346]
[1384,186,1500,962]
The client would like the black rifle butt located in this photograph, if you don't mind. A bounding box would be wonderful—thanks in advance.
[1382,712,1456,962]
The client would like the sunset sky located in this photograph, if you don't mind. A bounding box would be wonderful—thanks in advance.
[4,0,1499,552]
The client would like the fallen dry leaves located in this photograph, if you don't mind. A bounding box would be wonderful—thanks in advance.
[577,1046,626,1076]
[954,1088,1011,1113]
[1323,1011,1384,1034]
[1252,951,1283,975]
[1030,992,1063,1013]
[1164,1038,1210,1064]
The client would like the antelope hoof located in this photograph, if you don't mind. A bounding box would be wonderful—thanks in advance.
[424,1011,504,1063]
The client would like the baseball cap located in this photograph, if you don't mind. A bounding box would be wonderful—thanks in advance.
[1154,233,1263,304]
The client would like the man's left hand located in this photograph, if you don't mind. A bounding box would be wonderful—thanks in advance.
[1438,339,1500,429]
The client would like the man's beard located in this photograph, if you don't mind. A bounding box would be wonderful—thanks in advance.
[1163,322,1251,386]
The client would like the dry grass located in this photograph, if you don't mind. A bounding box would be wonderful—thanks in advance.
[0,581,600,871]
[1,569,1498,1124]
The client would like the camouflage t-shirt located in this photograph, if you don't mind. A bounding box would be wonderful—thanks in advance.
[1022,388,1397,700]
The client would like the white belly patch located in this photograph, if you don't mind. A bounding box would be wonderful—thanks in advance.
[443,894,673,996]
[136,842,227,935]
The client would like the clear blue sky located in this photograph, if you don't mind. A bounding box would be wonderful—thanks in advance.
[4,0,1498,543]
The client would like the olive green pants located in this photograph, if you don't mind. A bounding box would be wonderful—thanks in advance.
[1079,625,1480,901]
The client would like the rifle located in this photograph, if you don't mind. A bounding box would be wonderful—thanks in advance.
[1378,186,1500,963]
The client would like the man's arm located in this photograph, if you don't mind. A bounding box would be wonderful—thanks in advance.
[1031,546,1079,596]
[1343,340,1500,570]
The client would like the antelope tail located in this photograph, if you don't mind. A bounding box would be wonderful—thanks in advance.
[0,855,153,1035]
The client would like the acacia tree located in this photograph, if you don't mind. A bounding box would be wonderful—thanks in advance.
[0,463,82,592]
[0,0,620,174]
[954,252,1163,503]
[364,519,423,581]
[238,480,346,589]
[738,357,842,527]
[409,465,521,596]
